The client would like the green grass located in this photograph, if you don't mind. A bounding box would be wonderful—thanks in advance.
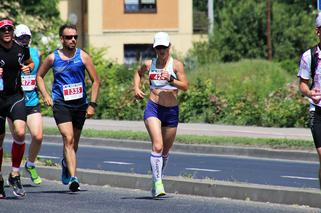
[187,59,293,97]
[43,127,314,150]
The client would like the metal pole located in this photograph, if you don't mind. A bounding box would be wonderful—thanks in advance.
[208,0,214,35]
[266,0,272,61]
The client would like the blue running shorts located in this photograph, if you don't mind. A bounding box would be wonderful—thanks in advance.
[144,100,179,127]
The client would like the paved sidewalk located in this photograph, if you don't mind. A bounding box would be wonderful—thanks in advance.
[42,117,312,141]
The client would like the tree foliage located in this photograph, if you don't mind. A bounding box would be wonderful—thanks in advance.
[191,0,318,68]
[0,0,62,56]
[19,0,60,20]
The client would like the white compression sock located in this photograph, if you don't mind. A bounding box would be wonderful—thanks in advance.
[150,152,163,182]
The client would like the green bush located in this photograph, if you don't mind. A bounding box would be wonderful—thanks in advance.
[222,94,263,126]
[40,48,310,128]
[261,81,309,127]
[179,78,224,123]
[87,47,148,120]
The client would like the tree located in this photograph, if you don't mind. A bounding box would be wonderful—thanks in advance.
[190,0,316,65]
[0,0,62,55]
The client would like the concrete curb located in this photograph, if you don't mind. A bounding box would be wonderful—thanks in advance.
[38,135,318,162]
[4,165,320,208]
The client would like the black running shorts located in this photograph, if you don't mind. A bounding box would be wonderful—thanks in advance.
[26,104,41,116]
[310,106,321,148]
[53,103,86,130]
[0,93,27,134]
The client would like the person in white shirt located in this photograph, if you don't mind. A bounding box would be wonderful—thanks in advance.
[298,13,321,190]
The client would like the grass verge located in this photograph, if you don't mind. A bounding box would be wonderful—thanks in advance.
[43,127,314,150]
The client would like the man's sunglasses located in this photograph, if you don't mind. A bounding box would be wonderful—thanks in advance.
[155,45,168,50]
[0,26,14,33]
[63,35,78,40]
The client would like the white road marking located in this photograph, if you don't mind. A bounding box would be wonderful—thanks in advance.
[103,161,134,165]
[185,167,221,172]
[37,155,60,159]
[281,175,318,181]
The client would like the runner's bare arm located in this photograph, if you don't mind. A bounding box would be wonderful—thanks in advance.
[81,50,100,103]
[299,77,321,104]
[38,50,43,66]
[37,53,54,106]
[21,58,34,75]
[81,50,100,118]
[133,60,151,99]
[171,59,188,91]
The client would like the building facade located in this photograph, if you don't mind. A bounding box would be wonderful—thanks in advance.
[59,0,197,64]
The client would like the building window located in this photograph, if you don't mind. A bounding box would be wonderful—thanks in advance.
[124,44,155,65]
[124,0,157,13]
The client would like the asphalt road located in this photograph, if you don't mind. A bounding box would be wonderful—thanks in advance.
[2,118,320,208]
[0,179,318,213]
[4,139,319,189]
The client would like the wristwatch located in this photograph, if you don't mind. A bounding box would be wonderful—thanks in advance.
[89,102,97,108]
[168,75,175,83]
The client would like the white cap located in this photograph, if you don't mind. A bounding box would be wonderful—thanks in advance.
[316,13,321,28]
[14,24,31,37]
[153,32,170,48]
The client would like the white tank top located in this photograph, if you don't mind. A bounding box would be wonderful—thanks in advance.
[149,57,177,90]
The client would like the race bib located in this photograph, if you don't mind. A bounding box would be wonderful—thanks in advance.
[21,75,36,91]
[149,69,168,87]
[63,82,83,101]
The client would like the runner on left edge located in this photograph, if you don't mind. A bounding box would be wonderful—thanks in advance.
[0,19,34,198]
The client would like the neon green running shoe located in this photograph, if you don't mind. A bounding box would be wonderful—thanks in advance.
[25,163,42,185]
[151,180,166,198]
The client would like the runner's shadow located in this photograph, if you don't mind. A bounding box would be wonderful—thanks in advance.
[2,196,26,200]
[121,196,171,200]
[21,184,38,188]
[5,184,34,188]
[27,189,88,194]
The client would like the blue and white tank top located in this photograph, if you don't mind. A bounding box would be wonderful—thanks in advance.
[149,57,177,90]
[21,47,40,106]
[52,48,87,107]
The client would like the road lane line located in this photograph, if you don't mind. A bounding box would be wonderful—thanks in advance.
[185,168,221,172]
[281,175,318,181]
[103,161,134,165]
[37,155,60,159]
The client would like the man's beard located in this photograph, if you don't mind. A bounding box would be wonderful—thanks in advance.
[66,45,76,51]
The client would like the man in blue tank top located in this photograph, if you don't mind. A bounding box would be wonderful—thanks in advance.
[37,24,100,192]
[9,24,43,185]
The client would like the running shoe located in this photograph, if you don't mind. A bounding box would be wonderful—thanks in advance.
[8,173,26,198]
[25,162,42,184]
[61,158,71,185]
[69,176,80,192]
[0,175,5,199]
[151,180,166,198]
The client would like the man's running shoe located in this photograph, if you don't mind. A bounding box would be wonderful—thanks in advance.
[0,175,5,199]
[69,176,80,192]
[151,180,166,198]
[8,173,26,198]
[61,158,71,185]
[25,162,42,184]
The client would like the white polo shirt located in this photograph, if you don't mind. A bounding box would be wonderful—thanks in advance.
[298,45,321,110]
